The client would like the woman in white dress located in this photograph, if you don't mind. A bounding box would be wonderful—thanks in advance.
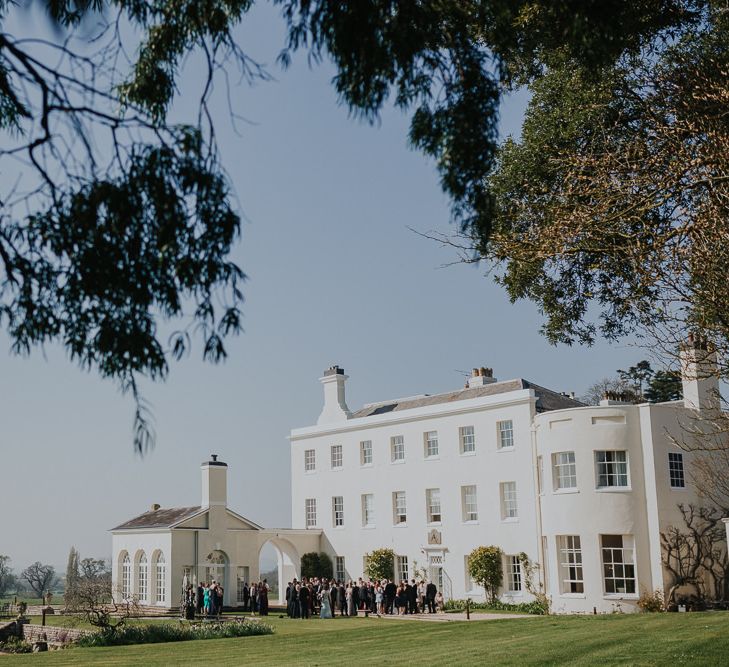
[319,585,333,619]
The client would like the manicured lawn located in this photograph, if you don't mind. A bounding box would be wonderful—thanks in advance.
[4,613,729,665]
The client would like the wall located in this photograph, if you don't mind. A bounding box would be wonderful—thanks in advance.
[21,623,91,644]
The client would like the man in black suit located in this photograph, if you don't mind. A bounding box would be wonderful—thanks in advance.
[384,580,397,614]
[298,584,309,618]
[407,579,418,614]
[338,582,347,616]
[426,581,437,613]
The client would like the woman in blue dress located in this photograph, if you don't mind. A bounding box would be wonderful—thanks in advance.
[319,584,333,619]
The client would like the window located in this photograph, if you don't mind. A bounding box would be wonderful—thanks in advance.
[462,485,478,522]
[391,435,405,462]
[335,556,346,582]
[396,555,409,582]
[500,482,518,519]
[304,449,316,472]
[669,452,685,488]
[362,493,375,527]
[424,431,439,458]
[332,495,344,527]
[121,554,131,599]
[331,444,343,469]
[498,420,514,449]
[557,535,584,594]
[426,488,441,523]
[460,426,475,454]
[393,491,407,524]
[137,553,148,602]
[305,498,317,527]
[360,440,373,466]
[507,555,522,592]
[596,451,629,488]
[601,535,636,594]
[553,451,577,490]
[155,553,166,604]
[237,566,250,603]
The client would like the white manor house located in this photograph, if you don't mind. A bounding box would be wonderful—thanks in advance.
[112,340,724,614]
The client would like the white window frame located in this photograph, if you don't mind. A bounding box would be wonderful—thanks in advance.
[391,435,405,463]
[332,495,344,527]
[305,498,317,528]
[155,553,166,604]
[426,488,441,524]
[461,485,478,522]
[393,491,407,525]
[137,553,148,602]
[500,481,518,520]
[362,493,375,527]
[360,440,373,466]
[459,425,475,454]
[424,431,439,458]
[331,444,343,469]
[396,555,409,582]
[304,449,316,472]
[595,450,630,489]
[237,566,250,603]
[600,534,637,596]
[121,554,131,599]
[498,420,514,449]
[557,535,584,594]
[668,452,685,488]
[506,555,522,593]
[553,451,577,490]
[335,556,346,582]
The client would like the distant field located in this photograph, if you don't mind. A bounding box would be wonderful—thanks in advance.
[4,612,729,665]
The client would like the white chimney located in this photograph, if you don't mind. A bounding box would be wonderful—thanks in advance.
[467,367,497,388]
[201,454,227,508]
[317,365,351,424]
[680,334,720,411]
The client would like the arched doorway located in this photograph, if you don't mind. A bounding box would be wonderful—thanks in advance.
[203,549,229,605]
[257,538,300,605]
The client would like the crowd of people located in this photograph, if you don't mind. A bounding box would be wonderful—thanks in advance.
[284,577,445,619]
[183,579,271,617]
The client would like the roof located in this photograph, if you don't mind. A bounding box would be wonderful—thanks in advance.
[112,506,202,530]
[349,378,583,419]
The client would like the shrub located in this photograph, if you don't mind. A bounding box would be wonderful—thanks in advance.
[76,618,274,647]
[0,637,33,653]
[364,549,395,582]
[443,598,548,616]
[638,589,666,612]
[467,546,503,603]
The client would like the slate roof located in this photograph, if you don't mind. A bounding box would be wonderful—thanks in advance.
[112,506,202,530]
[349,378,583,419]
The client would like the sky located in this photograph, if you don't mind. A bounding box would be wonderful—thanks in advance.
[0,3,642,575]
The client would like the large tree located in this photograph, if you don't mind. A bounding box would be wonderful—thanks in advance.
[0,554,17,597]
[0,1,705,450]
[20,561,56,598]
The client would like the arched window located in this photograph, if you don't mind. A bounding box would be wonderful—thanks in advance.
[121,553,131,599]
[155,553,166,604]
[137,553,148,602]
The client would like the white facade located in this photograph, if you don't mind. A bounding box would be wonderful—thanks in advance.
[290,354,722,613]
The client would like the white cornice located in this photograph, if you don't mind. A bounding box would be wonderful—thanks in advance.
[290,390,535,441]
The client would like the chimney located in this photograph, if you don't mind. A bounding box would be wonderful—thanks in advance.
[201,454,227,508]
[680,334,720,411]
[467,367,497,388]
[317,365,351,425]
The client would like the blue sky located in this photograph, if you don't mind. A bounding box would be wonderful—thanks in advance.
[0,3,640,573]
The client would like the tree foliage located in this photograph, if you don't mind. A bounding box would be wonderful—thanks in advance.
[364,548,395,582]
[581,360,683,405]
[64,546,80,604]
[467,545,503,603]
[299,552,333,580]
[472,3,729,370]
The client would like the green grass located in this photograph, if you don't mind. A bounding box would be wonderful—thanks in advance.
[3,612,729,665]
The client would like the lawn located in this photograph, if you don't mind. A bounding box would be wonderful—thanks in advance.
[4,613,729,665]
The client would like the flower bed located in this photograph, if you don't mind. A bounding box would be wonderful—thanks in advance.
[76,618,274,647]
